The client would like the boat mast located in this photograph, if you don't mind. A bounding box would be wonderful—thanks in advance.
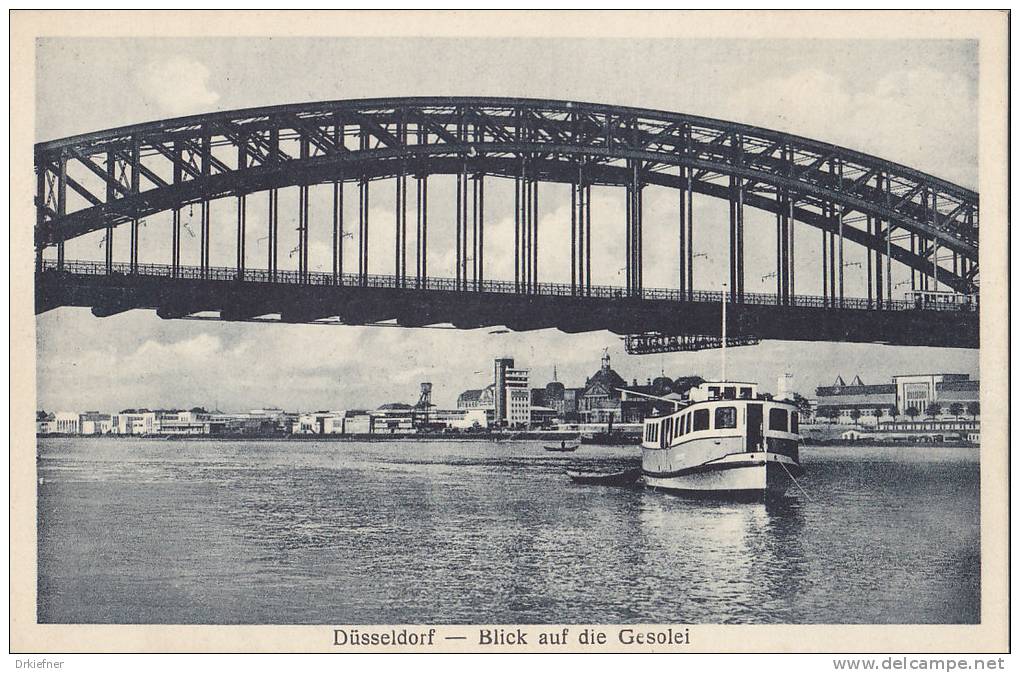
[721,283,727,382]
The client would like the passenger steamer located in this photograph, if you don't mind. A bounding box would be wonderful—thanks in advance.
[638,286,804,497]
[640,381,803,497]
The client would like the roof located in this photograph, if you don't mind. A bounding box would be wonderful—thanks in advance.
[378,402,412,410]
[585,366,626,391]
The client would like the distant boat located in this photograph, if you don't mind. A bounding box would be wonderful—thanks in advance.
[566,467,641,486]
[544,443,579,453]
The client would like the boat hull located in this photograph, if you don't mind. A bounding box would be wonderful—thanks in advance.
[643,453,801,498]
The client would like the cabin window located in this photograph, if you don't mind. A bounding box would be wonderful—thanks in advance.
[685,414,692,434]
[769,408,789,431]
[723,387,736,400]
[677,414,685,437]
[790,412,799,433]
[708,386,720,398]
[665,418,674,445]
[740,387,752,399]
[693,409,710,431]
[715,406,737,429]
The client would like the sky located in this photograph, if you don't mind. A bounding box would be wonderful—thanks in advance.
[34,37,980,413]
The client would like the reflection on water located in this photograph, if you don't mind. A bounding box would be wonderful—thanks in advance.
[36,439,979,624]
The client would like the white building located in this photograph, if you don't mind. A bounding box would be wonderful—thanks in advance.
[53,411,80,434]
[79,412,114,435]
[294,411,345,434]
[115,411,156,435]
[433,408,491,430]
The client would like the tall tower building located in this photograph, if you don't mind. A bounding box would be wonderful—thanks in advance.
[493,357,514,424]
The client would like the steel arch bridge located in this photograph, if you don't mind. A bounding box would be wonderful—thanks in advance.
[34,96,979,348]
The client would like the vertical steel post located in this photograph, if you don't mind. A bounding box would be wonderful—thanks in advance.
[298,136,310,284]
[200,131,211,279]
[131,217,139,275]
[476,175,484,289]
[821,206,829,307]
[679,166,687,299]
[237,140,247,282]
[333,118,344,286]
[514,169,521,293]
[299,183,309,282]
[836,158,844,307]
[584,181,592,296]
[172,209,181,278]
[417,174,427,289]
[626,167,633,297]
[455,165,464,291]
[531,176,539,292]
[105,150,116,274]
[56,152,66,271]
[236,195,246,281]
[829,206,837,303]
[931,191,939,292]
[333,174,343,285]
[735,178,743,303]
[396,168,406,288]
[729,175,737,304]
[571,179,578,296]
[35,167,45,273]
[268,189,278,282]
[885,174,892,306]
[359,177,369,287]
[171,142,181,279]
[866,215,873,307]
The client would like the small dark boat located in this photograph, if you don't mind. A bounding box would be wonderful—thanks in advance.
[565,467,642,486]
[544,443,579,453]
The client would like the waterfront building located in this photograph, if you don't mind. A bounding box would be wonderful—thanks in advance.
[433,408,491,430]
[53,411,81,434]
[371,403,417,434]
[79,411,114,435]
[114,410,157,435]
[294,411,345,435]
[815,373,980,424]
[36,412,55,435]
[457,384,495,410]
[841,418,980,443]
[493,358,531,427]
[578,351,627,423]
[530,405,558,427]
[155,408,213,435]
[342,410,372,435]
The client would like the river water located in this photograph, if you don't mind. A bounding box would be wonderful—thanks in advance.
[36,438,979,624]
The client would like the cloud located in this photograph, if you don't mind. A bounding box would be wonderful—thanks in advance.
[135,56,221,116]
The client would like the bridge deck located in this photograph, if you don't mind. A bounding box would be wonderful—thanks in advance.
[35,259,979,348]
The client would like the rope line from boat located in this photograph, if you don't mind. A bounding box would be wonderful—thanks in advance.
[779,459,814,502]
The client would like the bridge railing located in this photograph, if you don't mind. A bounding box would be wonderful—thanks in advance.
[39,258,976,313]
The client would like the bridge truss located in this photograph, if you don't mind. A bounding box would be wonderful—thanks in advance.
[34,97,979,346]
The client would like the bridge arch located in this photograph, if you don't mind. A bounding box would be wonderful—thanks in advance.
[35,96,979,298]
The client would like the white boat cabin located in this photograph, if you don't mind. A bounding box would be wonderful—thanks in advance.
[642,381,800,454]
